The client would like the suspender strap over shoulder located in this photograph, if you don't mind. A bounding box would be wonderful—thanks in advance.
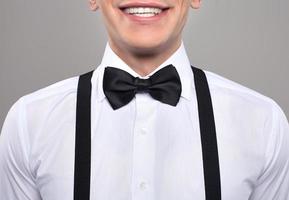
[74,67,222,200]
[74,71,93,200]
[191,66,222,200]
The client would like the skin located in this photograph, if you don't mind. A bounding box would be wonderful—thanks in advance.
[89,0,201,76]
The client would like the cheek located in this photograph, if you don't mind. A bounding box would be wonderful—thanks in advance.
[166,11,186,33]
[101,8,121,32]
[176,6,189,28]
[169,0,189,26]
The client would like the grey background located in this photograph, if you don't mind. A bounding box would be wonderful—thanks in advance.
[0,0,288,128]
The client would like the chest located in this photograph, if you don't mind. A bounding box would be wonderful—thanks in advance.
[31,95,264,200]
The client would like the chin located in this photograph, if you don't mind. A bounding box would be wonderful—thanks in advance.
[126,40,166,55]
[125,35,168,50]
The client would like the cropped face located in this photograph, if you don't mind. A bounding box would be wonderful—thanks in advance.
[90,0,200,55]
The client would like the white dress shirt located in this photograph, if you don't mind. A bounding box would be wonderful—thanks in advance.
[1,42,289,200]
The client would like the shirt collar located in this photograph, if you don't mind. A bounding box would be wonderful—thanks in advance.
[94,41,193,102]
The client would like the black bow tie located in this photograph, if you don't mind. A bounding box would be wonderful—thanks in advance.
[103,64,182,110]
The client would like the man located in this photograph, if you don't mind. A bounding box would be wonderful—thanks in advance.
[0,0,289,199]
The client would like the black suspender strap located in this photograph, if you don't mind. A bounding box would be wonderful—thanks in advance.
[73,67,221,200]
[191,66,222,200]
[74,71,93,200]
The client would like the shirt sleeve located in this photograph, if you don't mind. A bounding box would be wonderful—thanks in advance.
[0,98,41,200]
[250,101,289,199]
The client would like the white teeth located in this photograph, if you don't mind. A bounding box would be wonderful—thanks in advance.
[134,13,156,17]
[123,7,162,17]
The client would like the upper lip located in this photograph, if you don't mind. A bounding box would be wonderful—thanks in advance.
[118,1,171,10]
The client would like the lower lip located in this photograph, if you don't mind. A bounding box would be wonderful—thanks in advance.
[120,9,169,24]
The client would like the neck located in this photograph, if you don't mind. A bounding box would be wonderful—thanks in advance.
[108,39,182,77]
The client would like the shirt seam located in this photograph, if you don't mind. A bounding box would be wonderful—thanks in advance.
[18,97,38,184]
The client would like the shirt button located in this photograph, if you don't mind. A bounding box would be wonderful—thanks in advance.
[139,182,148,190]
[140,128,147,135]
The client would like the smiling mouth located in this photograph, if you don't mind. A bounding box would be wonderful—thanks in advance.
[120,7,169,17]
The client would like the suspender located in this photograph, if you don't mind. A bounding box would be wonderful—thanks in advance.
[73,66,222,200]
[191,66,222,200]
[74,71,93,200]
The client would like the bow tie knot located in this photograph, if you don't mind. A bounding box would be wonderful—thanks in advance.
[103,64,182,110]
[134,77,152,93]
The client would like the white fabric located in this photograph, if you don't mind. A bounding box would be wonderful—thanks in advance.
[1,42,289,200]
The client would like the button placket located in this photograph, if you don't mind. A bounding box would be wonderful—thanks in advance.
[131,93,156,199]
[140,127,148,135]
[139,181,148,191]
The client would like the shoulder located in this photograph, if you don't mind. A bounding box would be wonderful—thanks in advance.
[0,74,78,156]
[202,69,289,135]
[20,75,79,106]
[6,72,90,133]
[19,66,98,107]
[203,70,289,167]
[8,75,80,129]
[2,70,98,146]
[19,66,101,107]
[203,69,279,111]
